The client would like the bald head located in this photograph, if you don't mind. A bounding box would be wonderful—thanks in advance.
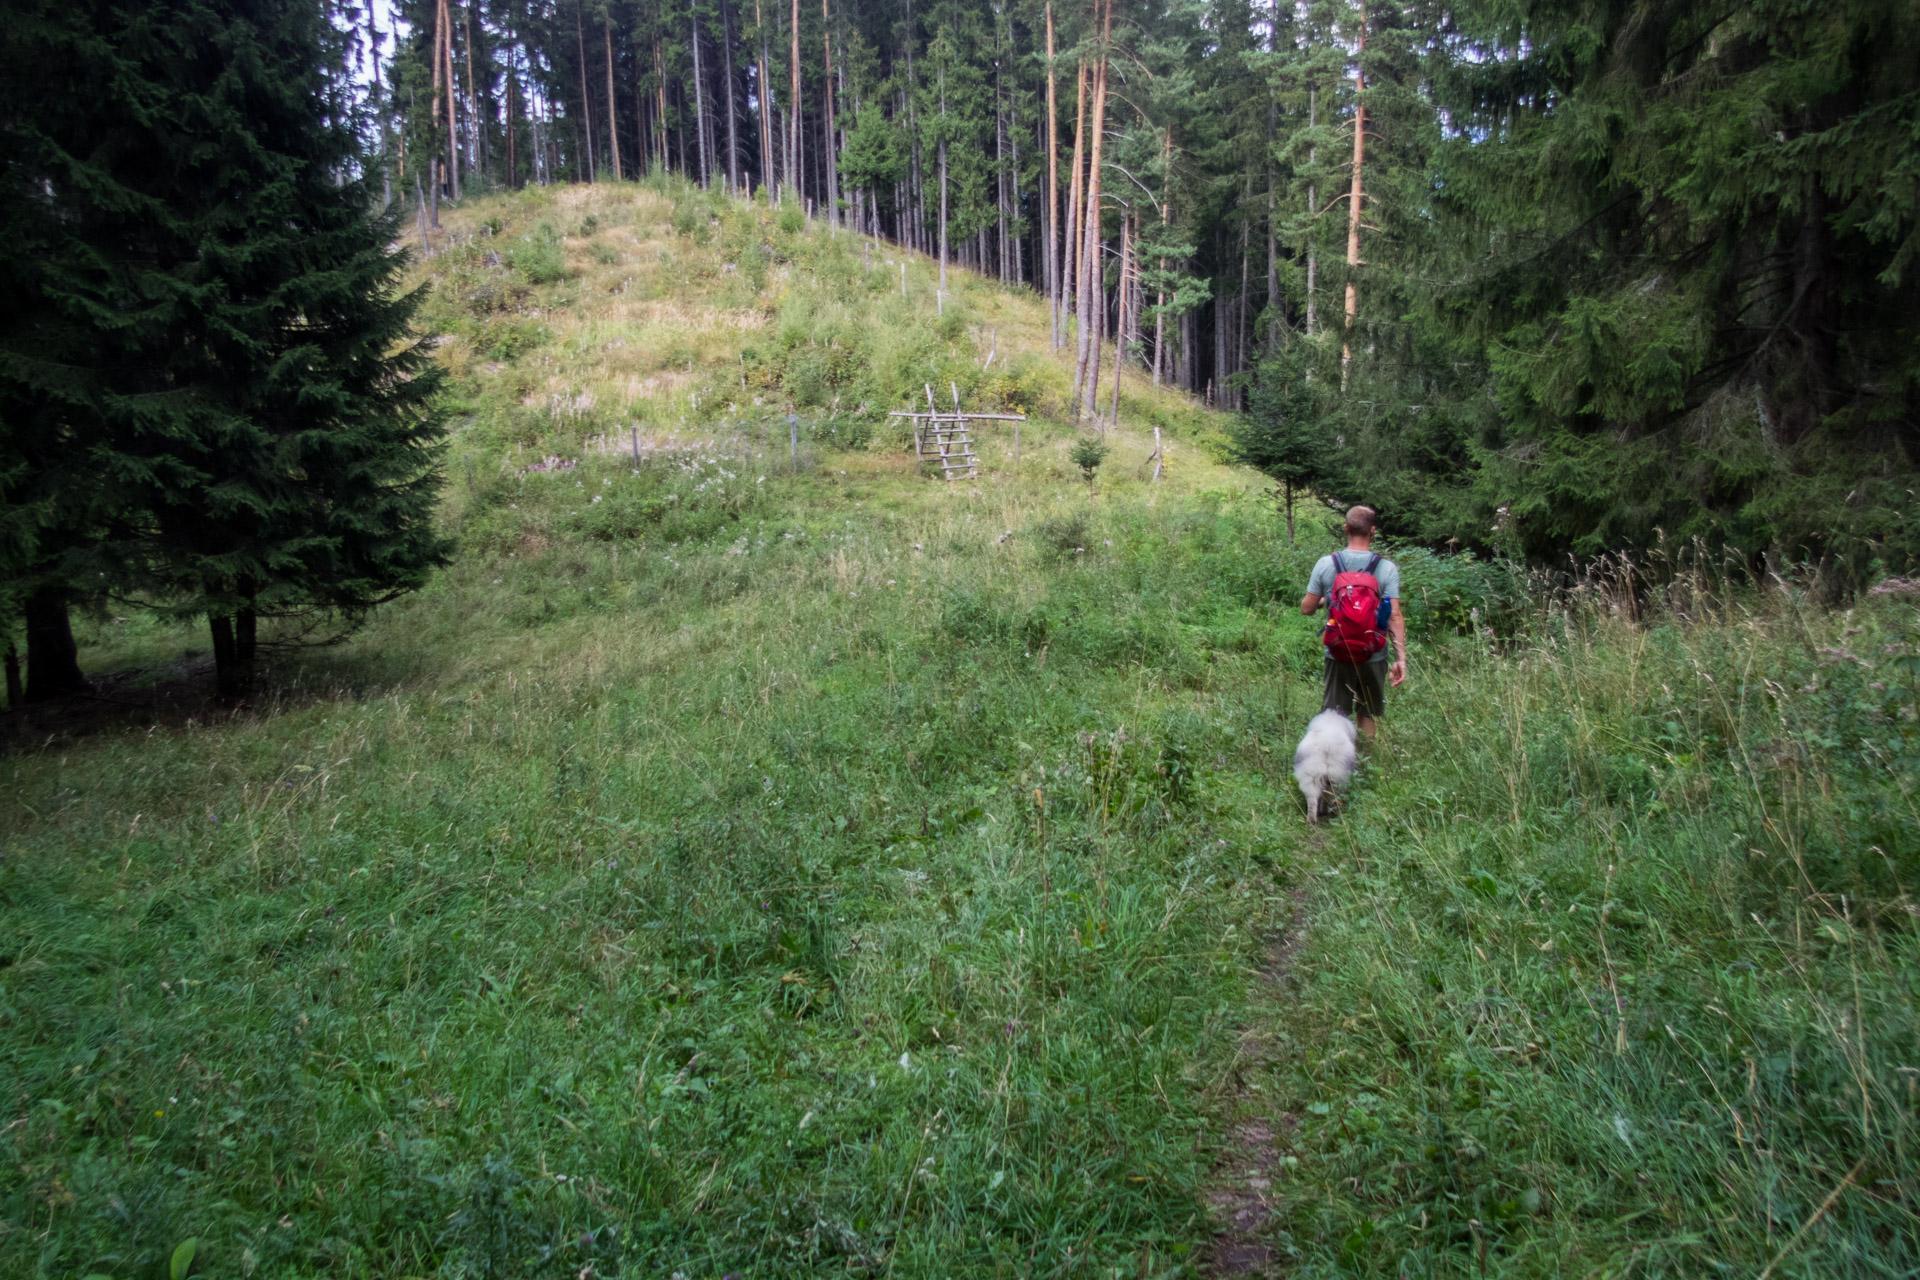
[1344,506,1377,538]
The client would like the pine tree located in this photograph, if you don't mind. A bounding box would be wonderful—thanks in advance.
[1416,0,1920,571]
[2,0,449,702]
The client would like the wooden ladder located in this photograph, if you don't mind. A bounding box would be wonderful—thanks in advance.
[922,384,978,480]
[890,383,1024,482]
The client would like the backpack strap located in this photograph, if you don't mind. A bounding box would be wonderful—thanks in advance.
[1366,553,1381,576]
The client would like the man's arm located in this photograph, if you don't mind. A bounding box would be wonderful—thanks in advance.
[1299,592,1323,616]
[1388,598,1408,686]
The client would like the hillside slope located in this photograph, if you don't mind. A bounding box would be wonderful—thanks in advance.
[3,179,1916,1279]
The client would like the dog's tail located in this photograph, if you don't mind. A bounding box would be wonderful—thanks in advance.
[1299,774,1322,824]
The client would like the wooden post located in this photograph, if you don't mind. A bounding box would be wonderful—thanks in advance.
[1152,427,1162,482]
[631,425,641,462]
[789,414,800,473]
[1014,421,1020,464]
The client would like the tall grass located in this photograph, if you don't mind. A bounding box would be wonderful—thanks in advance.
[1259,562,1920,1275]
[4,177,1914,1279]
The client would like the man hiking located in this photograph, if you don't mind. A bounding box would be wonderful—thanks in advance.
[1299,505,1407,738]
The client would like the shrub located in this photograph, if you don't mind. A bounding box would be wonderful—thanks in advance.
[1034,510,1091,563]
[509,224,570,284]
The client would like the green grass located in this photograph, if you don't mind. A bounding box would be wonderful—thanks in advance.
[1257,569,1920,1276]
[3,177,1916,1278]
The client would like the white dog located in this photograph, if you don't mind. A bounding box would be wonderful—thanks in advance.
[1293,709,1358,823]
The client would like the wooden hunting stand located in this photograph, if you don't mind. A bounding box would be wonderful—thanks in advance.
[890,383,1027,481]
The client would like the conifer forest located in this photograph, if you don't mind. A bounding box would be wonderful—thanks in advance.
[3,0,1919,1277]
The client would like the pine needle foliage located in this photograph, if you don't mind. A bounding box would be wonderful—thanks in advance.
[1,0,448,698]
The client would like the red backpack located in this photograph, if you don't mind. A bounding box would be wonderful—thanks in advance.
[1323,552,1388,664]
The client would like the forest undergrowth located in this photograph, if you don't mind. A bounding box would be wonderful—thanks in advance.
[2,179,1915,1279]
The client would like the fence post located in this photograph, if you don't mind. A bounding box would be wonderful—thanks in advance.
[788,414,799,475]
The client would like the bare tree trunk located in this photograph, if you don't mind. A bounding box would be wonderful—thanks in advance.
[938,73,949,297]
[788,0,801,201]
[757,0,773,195]
[657,39,670,175]
[464,3,480,180]
[1238,214,1250,408]
[1305,86,1317,336]
[1343,9,1366,386]
[1010,92,1023,285]
[575,3,595,180]
[691,2,711,186]
[430,0,444,191]
[22,588,85,702]
[506,55,518,187]
[994,18,1007,282]
[442,0,460,198]
[1065,58,1087,342]
[1075,1,1111,422]
[821,0,838,225]
[604,9,622,179]
[722,0,740,192]
[1153,281,1165,386]
[1108,208,1129,426]
[1045,4,1060,345]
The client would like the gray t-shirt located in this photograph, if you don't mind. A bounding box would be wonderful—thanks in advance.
[1308,551,1399,667]
[1307,549,1401,602]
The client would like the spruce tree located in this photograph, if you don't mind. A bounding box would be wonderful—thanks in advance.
[1423,0,1920,571]
[2,0,448,701]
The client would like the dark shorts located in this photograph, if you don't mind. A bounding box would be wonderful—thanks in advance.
[1323,655,1387,719]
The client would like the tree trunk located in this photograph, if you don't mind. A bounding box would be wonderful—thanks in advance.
[209,614,240,703]
[1305,86,1317,336]
[722,0,740,192]
[23,588,85,702]
[575,3,595,180]
[1065,58,1087,341]
[691,3,710,186]
[1154,281,1165,386]
[1045,4,1059,345]
[4,641,21,710]
[788,0,801,201]
[1342,10,1366,385]
[604,10,622,179]
[995,24,1008,282]
[757,0,773,195]
[938,124,949,295]
[506,57,518,187]
[1108,208,1129,426]
[1075,4,1111,422]
[1009,97,1023,285]
[464,4,480,180]
[821,0,838,225]
[430,0,444,193]
[442,0,460,198]
[657,39,669,177]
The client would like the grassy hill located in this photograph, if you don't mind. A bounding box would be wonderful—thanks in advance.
[4,177,1916,1279]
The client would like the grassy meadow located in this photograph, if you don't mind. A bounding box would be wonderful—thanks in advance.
[3,178,1916,1279]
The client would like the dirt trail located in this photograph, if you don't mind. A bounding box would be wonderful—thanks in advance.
[1202,885,1311,1276]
